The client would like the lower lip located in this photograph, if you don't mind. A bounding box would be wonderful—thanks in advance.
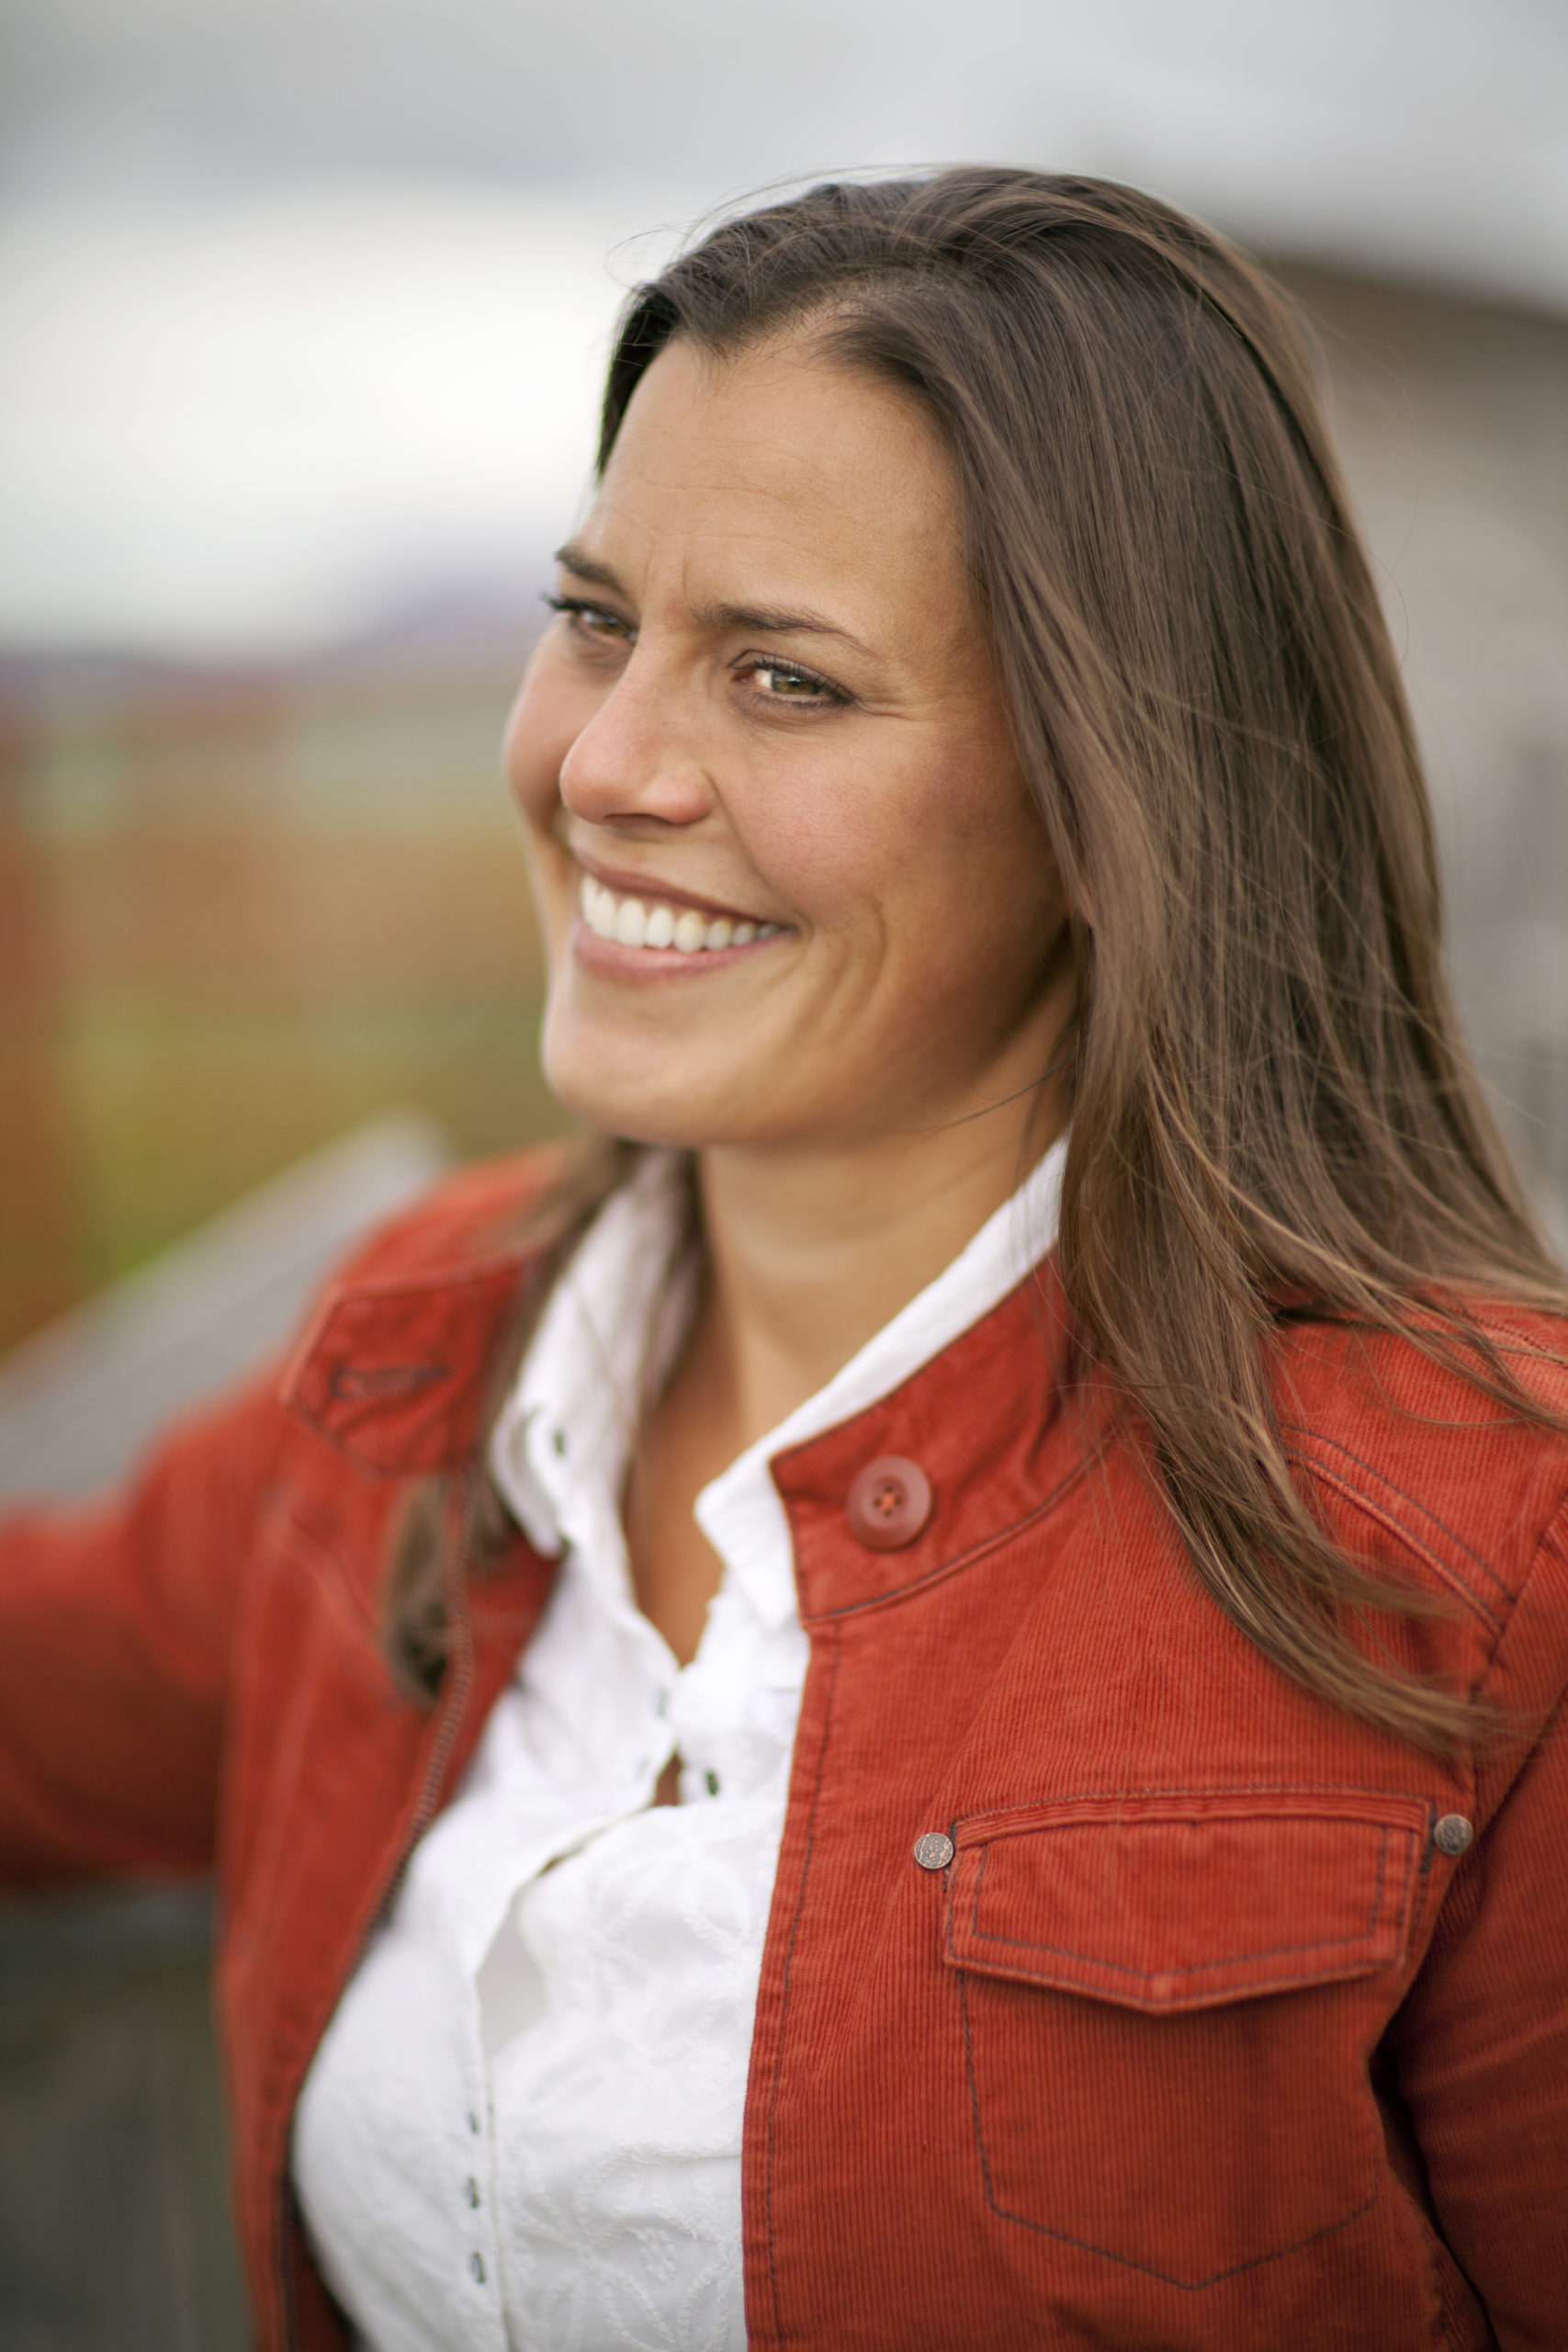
[571,919,791,982]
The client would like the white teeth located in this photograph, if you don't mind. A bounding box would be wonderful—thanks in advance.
[579,872,783,956]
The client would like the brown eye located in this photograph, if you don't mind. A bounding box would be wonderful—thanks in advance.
[740,657,846,706]
[545,594,630,642]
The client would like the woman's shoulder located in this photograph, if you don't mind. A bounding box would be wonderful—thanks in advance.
[270,1142,581,1478]
[1273,1295,1568,1626]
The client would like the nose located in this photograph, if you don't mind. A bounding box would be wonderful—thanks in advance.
[557,656,713,832]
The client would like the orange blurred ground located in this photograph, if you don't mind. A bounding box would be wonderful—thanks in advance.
[0,650,569,1352]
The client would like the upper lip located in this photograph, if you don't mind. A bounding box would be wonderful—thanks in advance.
[573,852,782,928]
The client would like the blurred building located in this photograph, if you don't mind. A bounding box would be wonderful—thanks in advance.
[1279,263,1568,1245]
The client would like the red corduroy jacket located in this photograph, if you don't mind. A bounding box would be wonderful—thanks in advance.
[3,1152,1568,2351]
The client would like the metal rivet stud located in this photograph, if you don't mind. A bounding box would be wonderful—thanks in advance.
[913,1832,954,1871]
[1432,1813,1474,1857]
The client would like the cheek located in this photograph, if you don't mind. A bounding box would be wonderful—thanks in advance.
[754,745,1048,951]
[730,743,933,942]
[503,657,583,834]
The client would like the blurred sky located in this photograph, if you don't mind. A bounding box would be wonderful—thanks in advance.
[1,0,1564,660]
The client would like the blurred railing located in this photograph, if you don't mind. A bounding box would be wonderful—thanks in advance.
[0,1117,454,2347]
[0,1883,247,2352]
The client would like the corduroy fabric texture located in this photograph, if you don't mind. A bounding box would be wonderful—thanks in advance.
[2,1150,1566,2350]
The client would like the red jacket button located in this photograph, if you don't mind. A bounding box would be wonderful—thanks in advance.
[847,1456,932,1550]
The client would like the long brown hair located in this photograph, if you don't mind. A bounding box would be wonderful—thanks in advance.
[392,168,1564,1751]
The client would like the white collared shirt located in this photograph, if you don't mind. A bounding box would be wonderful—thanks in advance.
[292,1139,1065,2352]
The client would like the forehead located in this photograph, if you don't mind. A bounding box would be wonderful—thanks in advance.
[581,334,964,612]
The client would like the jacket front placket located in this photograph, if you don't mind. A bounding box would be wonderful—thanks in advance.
[739,1266,1096,2350]
[229,1253,558,2352]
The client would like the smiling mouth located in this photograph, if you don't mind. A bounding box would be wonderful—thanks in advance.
[579,874,786,955]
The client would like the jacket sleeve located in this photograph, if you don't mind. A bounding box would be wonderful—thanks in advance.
[1392,1484,1568,2351]
[0,1364,291,1887]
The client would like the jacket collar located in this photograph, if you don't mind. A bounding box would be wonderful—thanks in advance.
[282,1249,533,1476]
[772,1251,1101,1619]
[280,1211,1098,1620]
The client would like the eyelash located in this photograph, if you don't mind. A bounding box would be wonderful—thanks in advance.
[543,594,850,710]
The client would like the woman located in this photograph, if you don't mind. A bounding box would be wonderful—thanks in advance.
[3,167,1566,2351]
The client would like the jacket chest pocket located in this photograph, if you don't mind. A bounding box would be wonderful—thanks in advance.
[942,1789,1431,2288]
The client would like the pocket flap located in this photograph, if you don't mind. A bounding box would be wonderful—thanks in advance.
[943,1789,1430,2013]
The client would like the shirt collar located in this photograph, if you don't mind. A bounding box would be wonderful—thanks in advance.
[490,1148,694,1562]
[489,1136,1066,1608]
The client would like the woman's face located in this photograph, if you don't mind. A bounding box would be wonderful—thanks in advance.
[506,333,1071,1156]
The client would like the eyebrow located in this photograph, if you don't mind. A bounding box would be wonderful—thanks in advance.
[552,542,874,657]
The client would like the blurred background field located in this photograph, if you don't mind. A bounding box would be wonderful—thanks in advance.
[2,633,567,1346]
[2,0,1565,1371]
[2,255,1563,1356]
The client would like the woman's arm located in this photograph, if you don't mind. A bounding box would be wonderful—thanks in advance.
[0,1364,288,1886]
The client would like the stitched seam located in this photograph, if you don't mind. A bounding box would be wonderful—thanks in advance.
[1286,1450,1504,1632]
[961,1826,1406,1977]
[955,1958,1404,2006]
[1281,1423,1510,1600]
[1475,1476,1568,1711]
[328,1362,450,1400]
[956,1952,1386,2286]
[806,1445,1107,1623]
[293,1418,460,1480]
[980,2119,1383,2286]
[764,1623,840,2347]
[265,1510,386,1661]
[956,1961,1003,2219]
[953,1782,1437,1832]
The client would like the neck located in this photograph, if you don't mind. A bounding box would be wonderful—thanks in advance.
[684,1084,1066,1456]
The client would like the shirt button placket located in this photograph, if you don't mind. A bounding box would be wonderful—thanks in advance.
[461,2091,502,2333]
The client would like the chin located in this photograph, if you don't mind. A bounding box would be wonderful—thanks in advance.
[540,1040,724,1155]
